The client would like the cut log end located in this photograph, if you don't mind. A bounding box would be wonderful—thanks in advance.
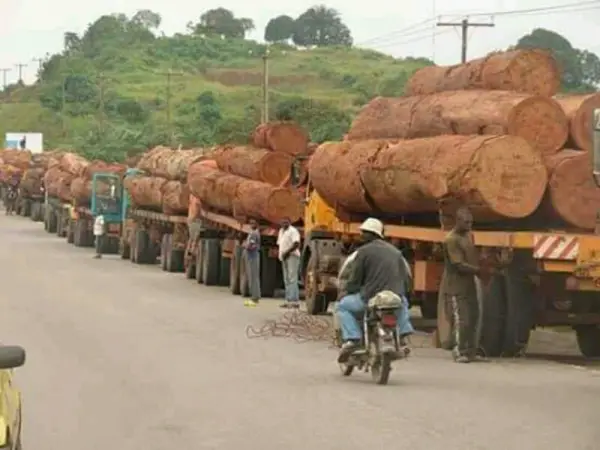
[474,136,548,219]
[507,96,568,155]
[555,93,600,152]
[260,152,293,185]
[265,188,303,223]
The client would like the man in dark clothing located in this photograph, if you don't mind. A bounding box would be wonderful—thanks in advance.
[19,136,26,150]
[439,207,481,363]
[336,218,413,362]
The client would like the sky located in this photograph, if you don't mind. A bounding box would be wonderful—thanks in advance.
[1,0,600,84]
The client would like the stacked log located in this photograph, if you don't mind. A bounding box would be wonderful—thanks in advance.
[251,121,309,155]
[308,135,547,222]
[212,145,293,186]
[123,176,167,211]
[44,165,76,201]
[0,149,32,170]
[542,150,600,229]
[347,91,568,156]
[20,168,45,197]
[162,181,190,215]
[405,49,560,97]
[136,146,208,181]
[554,93,600,153]
[187,162,303,224]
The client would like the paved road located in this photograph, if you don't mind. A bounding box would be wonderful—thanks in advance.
[1,216,600,450]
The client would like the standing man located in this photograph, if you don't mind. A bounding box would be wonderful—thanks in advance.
[439,207,481,363]
[93,210,106,259]
[243,219,261,307]
[277,217,301,309]
[19,136,26,150]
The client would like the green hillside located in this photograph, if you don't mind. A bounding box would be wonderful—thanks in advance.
[0,11,431,161]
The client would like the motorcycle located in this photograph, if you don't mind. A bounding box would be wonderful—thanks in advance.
[335,291,410,385]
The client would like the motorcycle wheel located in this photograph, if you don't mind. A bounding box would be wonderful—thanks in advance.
[338,362,354,376]
[369,342,392,385]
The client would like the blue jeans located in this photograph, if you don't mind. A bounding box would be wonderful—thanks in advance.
[335,292,414,341]
[281,254,300,302]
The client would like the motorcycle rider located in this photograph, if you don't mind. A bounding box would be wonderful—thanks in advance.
[335,217,414,362]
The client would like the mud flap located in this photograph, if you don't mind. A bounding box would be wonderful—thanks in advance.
[501,257,534,357]
[478,275,507,357]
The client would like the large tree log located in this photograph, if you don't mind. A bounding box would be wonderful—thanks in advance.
[20,168,45,196]
[347,91,568,156]
[309,135,547,221]
[70,177,92,205]
[0,164,22,184]
[251,121,309,155]
[59,152,89,176]
[212,145,293,185]
[543,150,600,229]
[136,146,208,180]
[44,166,75,201]
[161,181,190,215]
[405,49,560,97]
[187,162,303,224]
[81,160,127,179]
[0,150,31,170]
[554,93,600,152]
[123,176,167,211]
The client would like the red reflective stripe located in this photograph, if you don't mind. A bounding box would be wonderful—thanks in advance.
[380,315,397,327]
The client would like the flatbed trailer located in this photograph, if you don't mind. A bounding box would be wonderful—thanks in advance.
[301,188,600,358]
[182,208,285,297]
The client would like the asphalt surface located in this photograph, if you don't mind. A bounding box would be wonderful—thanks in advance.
[1,216,600,450]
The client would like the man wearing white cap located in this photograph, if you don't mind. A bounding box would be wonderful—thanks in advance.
[335,217,414,362]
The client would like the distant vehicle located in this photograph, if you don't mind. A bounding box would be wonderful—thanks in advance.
[0,345,26,449]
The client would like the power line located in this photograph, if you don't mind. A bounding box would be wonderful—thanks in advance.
[15,63,27,83]
[468,0,600,17]
[437,18,495,63]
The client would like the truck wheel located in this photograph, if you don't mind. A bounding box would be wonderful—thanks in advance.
[105,237,120,254]
[194,240,205,283]
[260,251,278,298]
[304,254,329,315]
[229,244,242,295]
[419,293,438,319]
[133,229,150,264]
[166,236,184,273]
[160,234,170,271]
[219,257,231,286]
[30,202,39,221]
[479,275,507,358]
[66,219,75,244]
[575,326,600,357]
[436,292,454,350]
[73,219,85,247]
[55,211,64,237]
[202,238,221,286]
[47,211,57,233]
[500,257,534,357]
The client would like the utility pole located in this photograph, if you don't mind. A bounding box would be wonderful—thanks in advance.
[261,48,270,123]
[436,18,494,63]
[158,69,182,145]
[0,69,11,89]
[15,63,27,83]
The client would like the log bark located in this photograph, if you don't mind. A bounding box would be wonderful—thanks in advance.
[44,166,75,201]
[161,181,190,215]
[0,150,31,170]
[81,161,127,179]
[251,121,309,155]
[405,49,560,97]
[309,135,547,221]
[123,176,167,211]
[212,145,293,185]
[544,150,600,229]
[70,177,92,205]
[59,152,89,176]
[347,91,568,156]
[136,146,208,180]
[20,168,45,196]
[554,93,600,152]
[0,165,22,184]
[187,162,303,224]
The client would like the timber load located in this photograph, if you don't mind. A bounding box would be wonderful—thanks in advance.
[136,146,209,181]
[212,145,293,186]
[542,150,600,230]
[0,149,32,171]
[123,176,167,213]
[187,161,303,224]
[251,121,309,155]
[44,152,91,202]
[20,168,45,197]
[308,136,548,222]
[405,49,560,97]
[346,91,568,156]
[554,93,600,152]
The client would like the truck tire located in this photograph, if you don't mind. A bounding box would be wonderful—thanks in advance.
[73,219,85,247]
[260,250,278,298]
[165,235,184,273]
[133,229,150,264]
[119,238,131,259]
[419,293,438,319]
[575,326,600,357]
[30,202,40,221]
[194,240,205,284]
[479,275,507,358]
[501,255,534,357]
[66,219,75,244]
[105,237,120,254]
[160,234,170,271]
[47,210,57,233]
[202,238,221,286]
[55,210,64,237]
[304,253,330,315]
[229,244,242,295]
[218,256,231,286]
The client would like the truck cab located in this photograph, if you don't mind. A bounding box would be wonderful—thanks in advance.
[91,172,122,227]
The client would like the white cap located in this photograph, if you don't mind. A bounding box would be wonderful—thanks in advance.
[359,218,384,238]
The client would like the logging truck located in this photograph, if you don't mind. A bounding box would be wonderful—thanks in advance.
[295,113,600,358]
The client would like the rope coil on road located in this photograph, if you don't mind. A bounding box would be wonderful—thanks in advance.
[245,311,335,344]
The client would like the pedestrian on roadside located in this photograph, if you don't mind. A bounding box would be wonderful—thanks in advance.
[93,210,106,259]
[277,217,301,309]
[243,219,261,307]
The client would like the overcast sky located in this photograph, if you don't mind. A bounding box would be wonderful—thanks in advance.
[1,0,599,84]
